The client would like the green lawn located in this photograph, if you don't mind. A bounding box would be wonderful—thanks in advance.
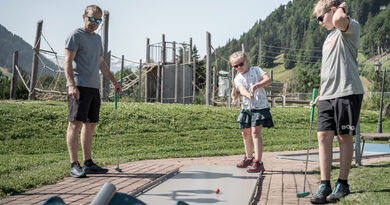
[0,100,389,201]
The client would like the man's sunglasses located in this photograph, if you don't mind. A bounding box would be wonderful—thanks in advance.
[233,62,245,69]
[87,17,103,24]
[317,9,331,22]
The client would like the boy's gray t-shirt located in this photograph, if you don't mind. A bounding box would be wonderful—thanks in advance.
[65,28,103,89]
[319,18,364,100]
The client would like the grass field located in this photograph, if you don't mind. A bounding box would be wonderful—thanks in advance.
[0,100,389,202]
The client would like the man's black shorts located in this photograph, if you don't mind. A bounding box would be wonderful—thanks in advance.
[67,86,101,123]
[317,94,363,136]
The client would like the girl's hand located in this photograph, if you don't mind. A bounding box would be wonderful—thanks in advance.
[244,92,253,99]
[249,85,257,94]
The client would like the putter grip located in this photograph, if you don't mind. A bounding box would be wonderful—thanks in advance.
[114,93,117,110]
[310,88,317,123]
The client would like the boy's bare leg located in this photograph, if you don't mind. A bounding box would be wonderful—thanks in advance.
[81,122,97,161]
[337,134,354,179]
[252,126,263,161]
[318,131,335,180]
[242,128,253,158]
[66,120,82,163]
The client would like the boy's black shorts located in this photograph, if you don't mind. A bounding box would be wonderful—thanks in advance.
[317,94,363,136]
[67,86,101,123]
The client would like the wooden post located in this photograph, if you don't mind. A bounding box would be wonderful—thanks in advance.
[160,63,164,103]
[138,59,142,102]
[212,66,216,106]
[172,41,176,64]
[175,60,179,103]
[161,34,166,64]
[228,61,232,107]
[28,20,43,100]
[242,43,246,53]
[101,10,110,101]
[146,38,150,64]
[192,57,196,102]
[270,69,275,107]
[120,55,124,98]
[206,32,211,105]
[156,62,161,102]
[10,51,18,99]
[182,49,186,104]
[258,38,262,65]
[189,37,192,64]
[144,65,148,103]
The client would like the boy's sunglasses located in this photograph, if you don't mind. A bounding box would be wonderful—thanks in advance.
[233,62,245,69]
[87,16,103,24]
[317,9,331,22]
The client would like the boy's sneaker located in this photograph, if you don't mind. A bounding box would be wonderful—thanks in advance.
[326,182,350,203]
[83,161,108,174]
[247,160,265,173]
[70,161,86,178]
[310,184,332,204]
[236,156,253,168]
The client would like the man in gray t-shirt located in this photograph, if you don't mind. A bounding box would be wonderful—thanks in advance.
[64,5,121,178]
[310,1,364,204]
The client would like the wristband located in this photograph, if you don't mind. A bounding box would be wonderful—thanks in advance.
[338,6,346,13]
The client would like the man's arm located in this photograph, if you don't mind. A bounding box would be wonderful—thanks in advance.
[99,56,121,93]
[333,2,349,32]
[64,48,79,100]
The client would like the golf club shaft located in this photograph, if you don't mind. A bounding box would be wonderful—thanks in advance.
[115,93,119,168]
[303,88,317,193]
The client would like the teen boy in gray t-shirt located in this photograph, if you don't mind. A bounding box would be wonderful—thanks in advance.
[310,1,364,204]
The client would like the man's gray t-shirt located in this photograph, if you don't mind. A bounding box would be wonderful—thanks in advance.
[319,18,364,100]
[65,28,103,89]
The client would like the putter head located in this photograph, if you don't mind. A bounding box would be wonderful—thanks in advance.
[245,109,254,116]
[296,192,310,198]
[114,167,122,172]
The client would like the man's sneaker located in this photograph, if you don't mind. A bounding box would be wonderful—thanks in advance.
[247,160,265,173]
[326,182,350,203]
[83,162,108,174]
[70,161,86,178]
[310,184,332,204]
[236,156,253,168]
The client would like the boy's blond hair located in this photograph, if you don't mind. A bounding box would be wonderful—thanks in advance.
[85,5,102,16]
[313,0,341,17]
[229,51,250,105]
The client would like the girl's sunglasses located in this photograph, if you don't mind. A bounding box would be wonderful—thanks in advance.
[317,9,331,22]
[87,17,103,24]
[233,62,244,68]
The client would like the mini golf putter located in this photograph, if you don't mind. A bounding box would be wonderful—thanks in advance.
[114,93,122,172]
[296,88,317,198]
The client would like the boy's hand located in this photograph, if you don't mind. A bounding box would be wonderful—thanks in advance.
[339,2,348,14]
[310,96,320,108]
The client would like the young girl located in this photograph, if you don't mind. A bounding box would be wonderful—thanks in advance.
[230,51,274,173]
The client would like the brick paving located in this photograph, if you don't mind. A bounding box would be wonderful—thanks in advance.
[0,150,388,205]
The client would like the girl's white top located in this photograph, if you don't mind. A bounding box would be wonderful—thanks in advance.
[234,66,269,110]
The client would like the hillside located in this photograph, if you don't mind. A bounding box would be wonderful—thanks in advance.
[0,24,61,77]
[212,0,390,93]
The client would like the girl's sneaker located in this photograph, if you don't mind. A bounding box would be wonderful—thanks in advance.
[236,156,253,168]
[247,160,265,173]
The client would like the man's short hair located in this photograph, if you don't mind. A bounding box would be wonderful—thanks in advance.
[313,0,341,17]
[84,5,102,16]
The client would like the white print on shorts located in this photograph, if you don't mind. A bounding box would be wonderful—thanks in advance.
[341,125,355,131]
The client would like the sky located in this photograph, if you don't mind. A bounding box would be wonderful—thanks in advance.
[0,0,291,72]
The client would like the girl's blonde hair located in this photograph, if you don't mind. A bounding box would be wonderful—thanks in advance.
[313,0,341,17]
[229,51,250,105]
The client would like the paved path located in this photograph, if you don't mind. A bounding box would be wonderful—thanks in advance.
[0,150,388,205]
